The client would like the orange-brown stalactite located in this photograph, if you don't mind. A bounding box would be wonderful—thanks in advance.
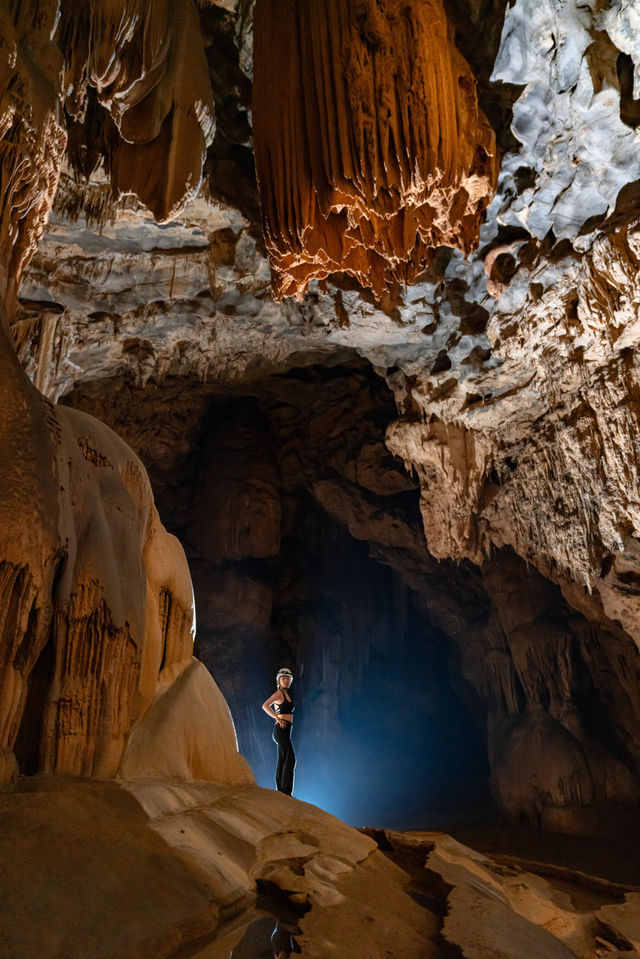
[0,0,66,323]
[252,0,498,301]
[59,0,215,222]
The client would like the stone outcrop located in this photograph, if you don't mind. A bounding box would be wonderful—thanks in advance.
[0,323,251,786]
[5,776,638,959]
[252,0,497,299]
[0,775,433,959]
[386,220,640,647]
[376,829,640,959]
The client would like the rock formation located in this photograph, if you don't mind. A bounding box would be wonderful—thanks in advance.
[0,0,66,321]
[0,0,244,788]
[0,319,252,785]
[252,0,498,299]
[0,775,435,959]
[374,829,640,958]
[59,0,215,221]
[2,8,640,957]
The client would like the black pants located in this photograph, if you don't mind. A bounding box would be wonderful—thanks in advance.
[272,722,296,795]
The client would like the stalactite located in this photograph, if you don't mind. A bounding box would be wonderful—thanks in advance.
[58,0,215,222]
[252,0,498,300]
[0,0,66,321]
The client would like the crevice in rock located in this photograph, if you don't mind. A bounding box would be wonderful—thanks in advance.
[617,53,640,128]
[13,631,54,777]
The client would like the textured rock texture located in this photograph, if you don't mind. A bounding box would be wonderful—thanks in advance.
[375,829,640,959]
[0,0,66,320]
[0,776,433,959]
[252,0,497,299]
[59,0,215,221]
[4,777,638,959]
[59,359,640,832]
[0,323,251,786]
[0,0,252,791]
[5,0,640,841]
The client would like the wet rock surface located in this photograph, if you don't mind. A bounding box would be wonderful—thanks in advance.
[369,828,640,959]
[0,775,432,959]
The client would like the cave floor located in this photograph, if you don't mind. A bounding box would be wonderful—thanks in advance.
[444,822,640,889]
[369,828,640,958]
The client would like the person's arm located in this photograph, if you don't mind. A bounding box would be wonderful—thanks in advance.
[262,692,287,727]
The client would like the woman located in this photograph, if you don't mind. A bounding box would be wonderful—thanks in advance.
[262,667,296,795]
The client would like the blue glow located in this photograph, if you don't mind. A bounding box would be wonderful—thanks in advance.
[235,629,493,830]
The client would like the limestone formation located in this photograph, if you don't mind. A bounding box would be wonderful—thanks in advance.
[377,830,640,959]
[0,775,433,959]
[6,777,638,959]
[252,0,498,299]
[59,0,215,221]
[0,323,251,785]
[0,0,66,321]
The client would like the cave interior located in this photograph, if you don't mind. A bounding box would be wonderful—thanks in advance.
[3,0,640,956]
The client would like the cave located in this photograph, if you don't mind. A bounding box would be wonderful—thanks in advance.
[64,360,494,827]
[2,0,640,956]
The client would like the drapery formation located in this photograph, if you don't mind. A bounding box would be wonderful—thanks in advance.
[253,0,498,300]
[0,0,214,322]
[59,0,215,222]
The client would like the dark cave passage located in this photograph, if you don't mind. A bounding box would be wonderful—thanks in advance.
[199,495,493,828]
[135,360,495,827]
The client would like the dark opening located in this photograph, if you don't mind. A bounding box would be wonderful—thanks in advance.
[14,632,55,776]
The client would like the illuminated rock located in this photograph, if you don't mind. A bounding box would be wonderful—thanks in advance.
[0,323,251,785]
[119,659,254,783]
[0,0,66,321]
[252,0,498,300]
[59,0,215,221]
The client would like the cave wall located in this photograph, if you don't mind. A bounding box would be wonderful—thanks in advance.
[3,0,640,839]
[474,551,640,834]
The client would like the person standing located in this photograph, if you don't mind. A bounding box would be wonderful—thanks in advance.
[262,667,296,795]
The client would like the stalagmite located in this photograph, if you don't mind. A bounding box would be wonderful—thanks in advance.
[252,0,498,300]
[0,321,252,784]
